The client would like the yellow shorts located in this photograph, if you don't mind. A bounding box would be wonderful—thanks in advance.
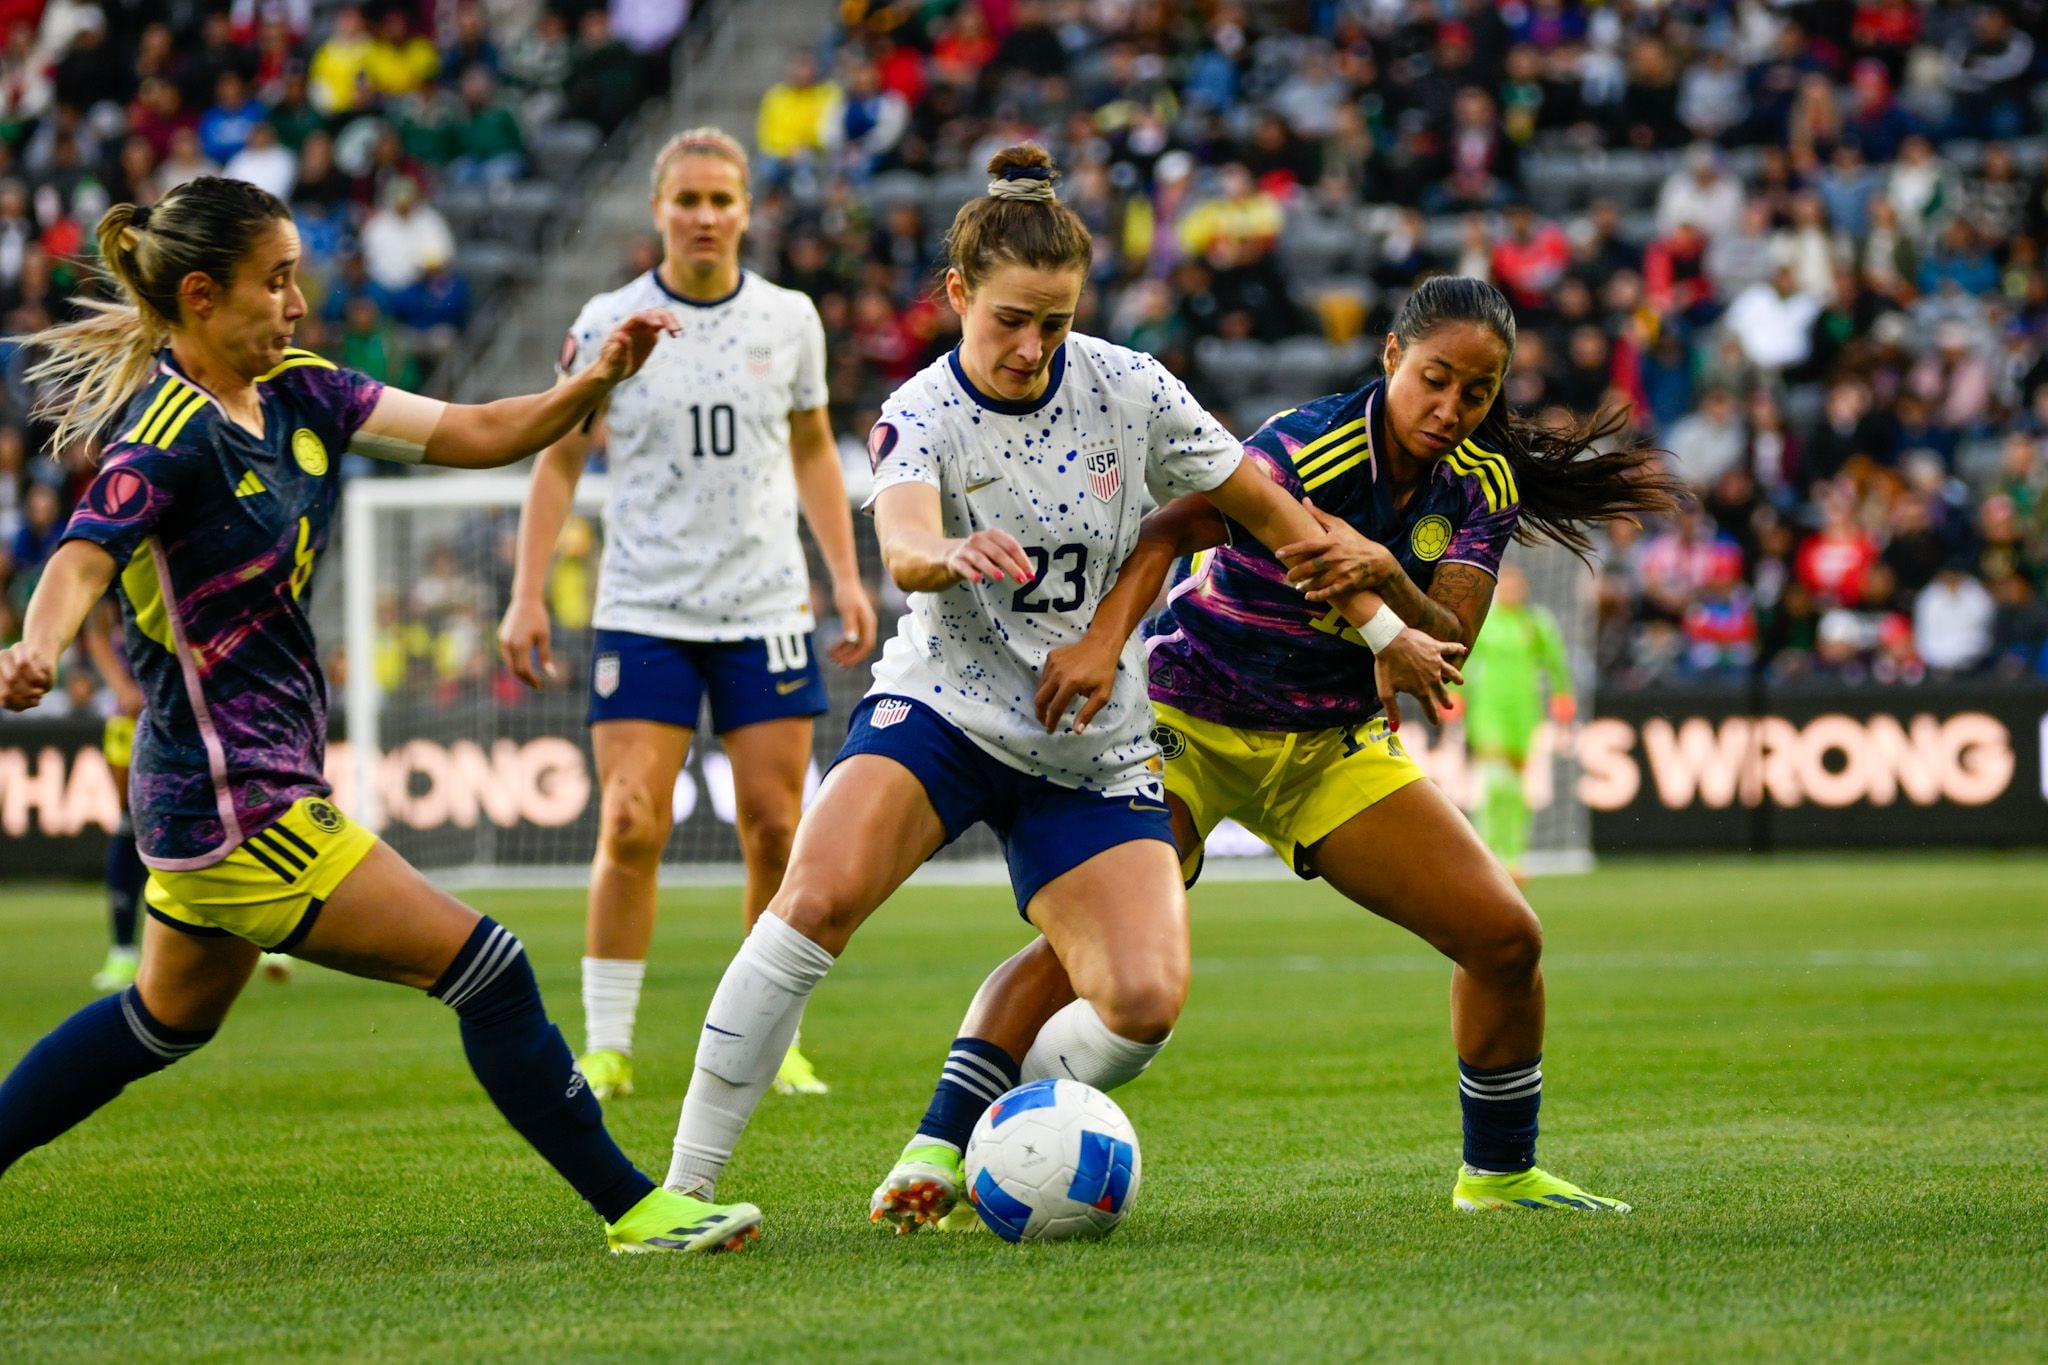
[102,715,135,769]
[1152,701,1427,881]
[144,795,378,950]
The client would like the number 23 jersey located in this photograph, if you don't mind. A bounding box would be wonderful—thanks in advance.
[866,335,1241,797]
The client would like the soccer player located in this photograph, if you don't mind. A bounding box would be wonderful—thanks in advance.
[78,602,151,992]
[1462,563,1576,883]
[497,127,876,1104]
[0,176,762,1253]
[876,276,1682,1227]
[652,145,1466,1247]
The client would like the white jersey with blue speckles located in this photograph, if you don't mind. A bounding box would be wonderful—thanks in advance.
[560,269,827,641]
[865,334,1242,796]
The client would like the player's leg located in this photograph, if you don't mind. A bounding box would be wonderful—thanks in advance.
[580,716,692,1099]
[296,837,760,1252]
[2,913,254,1176]
[1472,741,1533,884]
[664,749,952,1204]
[92,734,146,992]
[1306,782,1626,1212]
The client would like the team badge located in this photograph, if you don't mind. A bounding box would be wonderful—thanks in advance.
[1410,514,1452,561]
[292,428,328,476]
[871,698,912,729]
[747,344,773,375]
[867,420,899,473]
[593,652,621,698]
[304,799,344,833]
[1084,447,1122,502]
[1151,723,1186,760]
[88,467,152,522]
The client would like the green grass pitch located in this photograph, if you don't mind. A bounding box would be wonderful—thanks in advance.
[2,854,2046,1361]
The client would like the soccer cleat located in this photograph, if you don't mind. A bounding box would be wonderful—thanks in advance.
[605,1186,762,1254]
[772,1042,829,1096]
[91,948,140,993]
[869,1140,962,1233]
[259,953,293,982]
[1452,1166,1632,1213]
[935,1199,985,1233]
[576,1048,633,1101]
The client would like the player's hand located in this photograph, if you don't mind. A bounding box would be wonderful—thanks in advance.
[1035,631,1120,734]
[590,308,683,384]
[828,577,878,667]
[1373,627,1466,730]
[0,643,55,712]
[944,528,1034,586]
[1277,499,1398,601]
[496,596,558,690]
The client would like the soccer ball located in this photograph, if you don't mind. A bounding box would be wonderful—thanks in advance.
[963,1078,1142,1242]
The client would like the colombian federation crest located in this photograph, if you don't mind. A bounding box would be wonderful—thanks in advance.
[1084,447,1121,502]
[1410,513,1452,561]
[292,428,328,476]
[871,698,912,729]
[593,652,621,699]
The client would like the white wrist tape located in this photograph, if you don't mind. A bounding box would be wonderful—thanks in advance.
[1361,604,1405,655]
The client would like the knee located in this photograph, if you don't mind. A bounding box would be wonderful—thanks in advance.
[735,806,799,870]
[770,875,864,955]
[598,780,670,866]
[1459,901,1544,986]
[1090,964,1187,1044]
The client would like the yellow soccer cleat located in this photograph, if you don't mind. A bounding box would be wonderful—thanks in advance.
[577,1048,633,1101]
[606,1186,762,1254]
[1453,1166,1631,1213]
[772,1042,829,1096]
[869,1141,961,1234]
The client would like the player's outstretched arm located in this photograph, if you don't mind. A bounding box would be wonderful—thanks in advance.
[789,407,877,666]
[496,413,595,689]
[874,483,1034,593]
[0,540,117,711]
[358,309,682,472]
[1035,495,1226,734]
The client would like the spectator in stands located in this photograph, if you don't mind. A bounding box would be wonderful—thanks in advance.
[1797,485,1881,607]
[564,10,642,135]
[1707,199,1777,301]
[308,4,372,116]
[155,126,220,194]
[1426,86,1517,213]
[1804,378,1895,490]
[1907,319,1995,435]
[1725,261,1824,374]
[1914,555,1995,674]
[1666,387,1747,491]
[0,21,53,134]
[504,9,572,125]
[198,71,265,166]
[1656,143,1743,244]
[441,5,501,84]
[1638,507,1744,625]
[1988,570,2048,677]
[1678,44,1746,141]
[1490,203,1569,313]
[1947,2,2034,139]
[224,119,295,202]
[1884,133,1951,240]
[338,292,414,390]
[360,174,454,294]
[389,247,471,342]
[449,65,526,186]
[50,5,128,116]
[827,54,906,182]
[365,8,437,101]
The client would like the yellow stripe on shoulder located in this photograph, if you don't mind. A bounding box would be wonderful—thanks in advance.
[1460,440,1518,505]
[257,348,337,381]
[1287,415,1368,471]
[140,386,206,449]
[1445,448,1503,514]
[1302,451,1368,492]
[154,389,212,448]
[1295,429,1371,480]
[124,379,188,445]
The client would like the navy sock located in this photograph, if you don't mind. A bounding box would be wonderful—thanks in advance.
[106,816,145,950]
[914,1037,1021,1152]
[431,918,653,1223]
[0,987,213,1176]
[1458,1055,1542,1173]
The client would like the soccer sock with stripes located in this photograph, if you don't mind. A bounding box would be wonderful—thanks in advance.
[106,814,146,950]
[665,913,835,1197]
[580,956,645,1056]
[1020,999,1168,1091]
[913,1037,1022,1153]
[0,987,213,1176]
[1458,1055,1542,1174]
[431,917,653,1223]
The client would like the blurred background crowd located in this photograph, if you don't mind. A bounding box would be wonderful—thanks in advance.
[4,0,2048,703]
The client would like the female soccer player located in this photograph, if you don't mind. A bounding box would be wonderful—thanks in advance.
[653,146,1466,1244]
[879,276,1682,1226]
[1462,563,1577,883]
[497,127,876,1104]
[0,176,762,1254]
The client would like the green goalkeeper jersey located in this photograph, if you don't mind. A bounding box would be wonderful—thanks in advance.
[1463,601,1572,754]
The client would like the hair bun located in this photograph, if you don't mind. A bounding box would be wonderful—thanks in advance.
[987,164,1057,202]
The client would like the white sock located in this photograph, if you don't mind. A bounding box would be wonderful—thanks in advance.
[665,914,835,1197]
[581,956,646,1056]
[1020,999,1168,1092]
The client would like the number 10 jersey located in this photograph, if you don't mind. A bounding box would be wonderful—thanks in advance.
[865,335,1241,797]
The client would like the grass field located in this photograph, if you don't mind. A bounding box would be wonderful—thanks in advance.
[2,853,2046,1362]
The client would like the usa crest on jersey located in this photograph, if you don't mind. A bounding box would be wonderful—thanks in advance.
[593,651,621,698]
[1084,446,1121,502]
[871,698,913,729]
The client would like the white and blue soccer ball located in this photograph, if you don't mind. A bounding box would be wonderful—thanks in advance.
[963,1078,1141,1242]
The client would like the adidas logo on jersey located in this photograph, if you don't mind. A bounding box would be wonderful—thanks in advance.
[234,470,267,498]
[871,699,912,729]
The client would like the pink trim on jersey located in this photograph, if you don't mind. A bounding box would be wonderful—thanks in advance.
[1143,547,1219,671]
[139,537,244,870]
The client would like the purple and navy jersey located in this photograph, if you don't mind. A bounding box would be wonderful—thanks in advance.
[1146,379,1520,732]
[61,349,384,868]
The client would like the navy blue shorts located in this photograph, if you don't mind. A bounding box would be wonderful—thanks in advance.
[588,628,827,733]
[833,694,1176,916]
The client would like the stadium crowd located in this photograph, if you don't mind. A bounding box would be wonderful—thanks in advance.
[736,0,2048,687]
[0,0,682,696]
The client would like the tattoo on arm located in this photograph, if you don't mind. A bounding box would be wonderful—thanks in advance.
[1424,563,1497,647]
[1372,561,1467,643]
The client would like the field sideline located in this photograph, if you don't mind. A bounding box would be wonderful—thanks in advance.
[2,854,2045,1361]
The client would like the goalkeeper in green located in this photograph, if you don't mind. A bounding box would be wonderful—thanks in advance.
[1462,563,1575,882]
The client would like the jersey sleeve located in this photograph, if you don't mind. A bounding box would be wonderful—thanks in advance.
[295,363,387,444]
[1210,419,1305,551]
[1136,354,1242,501]
[1442,494,1520,578]
[61,443,187,565]
[556,298,607,380]
[790,297,828,411]
[861,393,944,509]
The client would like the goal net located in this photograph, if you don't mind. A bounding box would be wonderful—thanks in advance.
[338,476,1593,886]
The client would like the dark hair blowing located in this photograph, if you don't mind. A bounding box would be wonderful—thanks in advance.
[942,144,1092,292]
[22,177,292,455]
[1391,275,1684,560]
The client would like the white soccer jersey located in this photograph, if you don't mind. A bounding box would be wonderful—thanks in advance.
[866,334,1243,796]
[561,269,828,641]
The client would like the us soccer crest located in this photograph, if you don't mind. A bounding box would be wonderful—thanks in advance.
[1084,447,1121,502]
[871,698,912,729]
[593,652,621,699]
[747,344,773,375]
